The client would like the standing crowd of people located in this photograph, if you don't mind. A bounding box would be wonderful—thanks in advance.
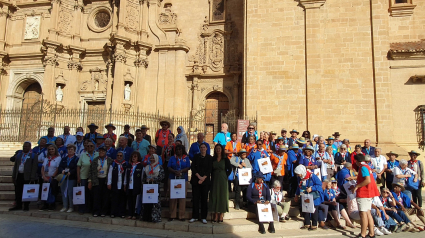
[8,122,425,236]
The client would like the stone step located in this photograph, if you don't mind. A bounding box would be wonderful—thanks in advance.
[0,200,14,207]
[0,176,12,183]
[0,183,14,191]
[0,191,15,200]
[0,169,12,176]
[0,161,14,166]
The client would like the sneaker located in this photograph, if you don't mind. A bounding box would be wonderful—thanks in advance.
[202,219,207,224]
[374,227,384,236]
[399,223,407,232]
[189,218,197,223]
[60,208,67,212]
[380,227,391,235]
[67,208,73,213]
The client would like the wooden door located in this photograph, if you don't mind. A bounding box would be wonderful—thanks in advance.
[204,92,229,146]
[86,102,106,131]
[20,83,42,141]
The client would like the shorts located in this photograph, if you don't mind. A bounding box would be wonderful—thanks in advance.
[357,197,372,212]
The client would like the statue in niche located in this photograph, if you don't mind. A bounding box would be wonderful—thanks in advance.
[56,86,63,102]
[124,84,131,101]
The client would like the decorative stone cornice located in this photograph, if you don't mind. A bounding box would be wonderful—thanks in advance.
[67,61,82,71]
[389,3,416,17]
[410,75,425,83]
[389,39,425,60]
[297,0,326,9]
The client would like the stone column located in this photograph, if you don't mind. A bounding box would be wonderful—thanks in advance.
[174,47,189,116]
[66,47,84,108]
[0,6,8,51]
[42,40,61,103]
[49,0,61,40]
[110,36,130,110]
[73,2,83,44]
[134,43,151,108]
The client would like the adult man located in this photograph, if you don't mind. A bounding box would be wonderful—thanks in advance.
[407,150,424,207]
[74,132,85,157]
[141,125,151,144]
[313,136,325,152]
[351,154,380,238]
[372,148,388,188]
[287,129,299,147]
[361,139,375,156]
[9,142,38,211]
[155,121,171,155]
[286,144,300,198]
[120,124,134,147]
[95,134,105,151]
[280,128,288,145]
[241,124,258,146]
[103,123,117,145]
[189,133,211,161]
[336,163,356,194]
[116,136,134,162]
[314,143,333,179]
[58,126,76,146]
[38,127,57,144]
[131,129,150,158]
[213,123,231,147]
[333,132,342,148]
[84,123,99,144]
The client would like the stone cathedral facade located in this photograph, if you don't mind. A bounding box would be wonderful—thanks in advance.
[0,0,425,152]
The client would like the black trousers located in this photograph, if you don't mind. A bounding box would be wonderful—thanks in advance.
[270,175,284,191]
[14,173,29,209]
[93,178,110,215]
[288,175,298,197]
[127,189,138,217]
[156,146,163,157]
[78,179,92,213]
[411,185,423,207]
[191,182,209,219]
[304,205,319,227]
[247,203,275,231]
[111,189,126,217]
[234,179,247,206]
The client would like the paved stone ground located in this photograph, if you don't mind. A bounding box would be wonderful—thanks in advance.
[0,213,424,238]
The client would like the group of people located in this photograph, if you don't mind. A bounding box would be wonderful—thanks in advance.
[9,122,425,236]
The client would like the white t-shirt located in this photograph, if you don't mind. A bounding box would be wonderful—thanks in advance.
[58,134,76,146]
[393,167,416,186]
[372,196,383,207]
[42,156,62,177]
[372,155,387,173]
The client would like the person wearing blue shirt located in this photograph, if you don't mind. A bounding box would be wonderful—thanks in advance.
[131,129,150,158]
[104,138,116,160]
[336,163,356,194]
[361,139,375,156]
[115,136,134,162]
[213,123,231,147]
[297,146,318,171]
[287,144,300,198]
[287,129,299,147]
[325,136,338,156]
[38,127,57,145]
[391,182,425,227]
[294,165,324,230]
[385,151,399,190]
[167,145,191,221]
[189,133,210,161]
[247,140,271,183]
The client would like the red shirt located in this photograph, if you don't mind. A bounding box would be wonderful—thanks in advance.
[356,163,380,198]
[155,129,171,147]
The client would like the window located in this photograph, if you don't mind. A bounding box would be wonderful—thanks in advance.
[414,105,425,150]
[389,0,416,17]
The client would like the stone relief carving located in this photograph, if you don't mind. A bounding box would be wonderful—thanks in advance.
[58,6,73,34]
[113,52,127,64]
[24,16,40,40]
[134,54,149,68]
[209,32,224,72]
[159,3,177,26]
[55,71,67,85]
[123,69,134,83]
[67,61,82,71]
[43,55,58,67]
[81,67,107,91]
[210,0,225,22]
[125,0,140,31]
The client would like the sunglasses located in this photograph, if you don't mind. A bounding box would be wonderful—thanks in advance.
[117,155,123,157]
[249,128,254,129]
[87,145,94,148]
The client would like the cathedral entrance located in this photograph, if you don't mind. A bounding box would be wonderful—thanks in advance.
[86,102,106,131]
[204,92,229,146]
[19,83,42,141]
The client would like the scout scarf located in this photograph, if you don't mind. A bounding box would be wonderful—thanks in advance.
[255,183,263,199]
[21,152,29,166]
[115,159,126,174]
[130,162,140,177]
[272,188,281,202]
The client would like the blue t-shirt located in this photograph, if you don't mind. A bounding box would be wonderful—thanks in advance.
[167,155,191,181]
[213,132,231,147]
[361,166,370,177]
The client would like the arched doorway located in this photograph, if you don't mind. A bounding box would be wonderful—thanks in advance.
[204,92,229,145]
[20,83,42,141]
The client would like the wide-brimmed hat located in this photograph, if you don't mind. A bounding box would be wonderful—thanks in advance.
[97,146,107,151]
[141,125,149,130]
[96,134,105,140]
[148,145,156,150]
[278,145,288,151]
[289,129,299,134]
[160,120,171,128]
[332,132,341,136]
[270,131,277,135]
[325,136,335,141]
[281,128,287,132]
[296,137,307,144]
[105,123,116,130]
[276,136,284,141]
[392,182,405,191]
[55,173,68,187]
[408,150,420,156]
[88,123,98,129]
[290,144,300,150]
[331,177,337,183]
[302,145,315,152]
[253,171,264,180]
[76,132,84,137]
[238,149,248,155]
[386,151,399,158]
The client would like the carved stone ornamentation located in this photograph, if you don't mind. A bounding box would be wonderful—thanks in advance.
[58,7,73,34]
[81,67,108,91]
[125,1,140,31]
[209,32,224,72]
[159,3,177,26]
[24,16,40,40]
[67,61,82,71]
[134,57,148,68]
[43,55,58,67]
[113,52,127,64]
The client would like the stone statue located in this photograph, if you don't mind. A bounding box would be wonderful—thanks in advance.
[124,84,131,101]
[56,86,63,102]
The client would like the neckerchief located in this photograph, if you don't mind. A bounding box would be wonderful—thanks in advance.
[105,133,114,139]
[66,155,74,167]
[272,188,281,202]
[143,154,150,165]
[305,156,314,166]
[408,160,417,171]
[75,141,83,153]
[317,151,325,160]
[176,155,184,170]
[63,134,69,144]
[264,141,270,150]
[395,192,403,204]
[255,183,263,199]
[326,189,334,201]
[87,152,95,163]
[260,149,268,158]
[248,143,255,151]
[388,161,396,169]
[131,162,140,176]
[232,141,237,152]
[115,159,126,174]
[275,153,285,168]
[123,133,129,138]
[46,137,55,144]
[164,144,174,159]
[135,139,144,151]
[380,196,389,208]
[99,157,106,171]
[341,153,346,160]
[299,171,312,188]
[149,163,159,175]
[21,152,29,166]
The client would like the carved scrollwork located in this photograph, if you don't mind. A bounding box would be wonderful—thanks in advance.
[113,52,127,64]
[43,55,58,67]
[125,1,140,31]
[58,7,73,34]
[159,3,177,26]
[134,57,148,68]
[209,32,224,72]
[67,61,82,71]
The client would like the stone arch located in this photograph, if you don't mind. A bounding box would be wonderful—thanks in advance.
[6,71,44,109]
[199,86,233,110]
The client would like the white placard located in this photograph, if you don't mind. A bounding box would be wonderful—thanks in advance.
[73,186,85,205]
[257,157,273,174]
[312,168,322,181]
[257,203,274,222]
[41,183,50,201]
[22,184,39,202]
[170,179,186,199]
[142,184,159,204]
[301,193,315,213]
[343,180,357,200]
[238,168,252,185]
